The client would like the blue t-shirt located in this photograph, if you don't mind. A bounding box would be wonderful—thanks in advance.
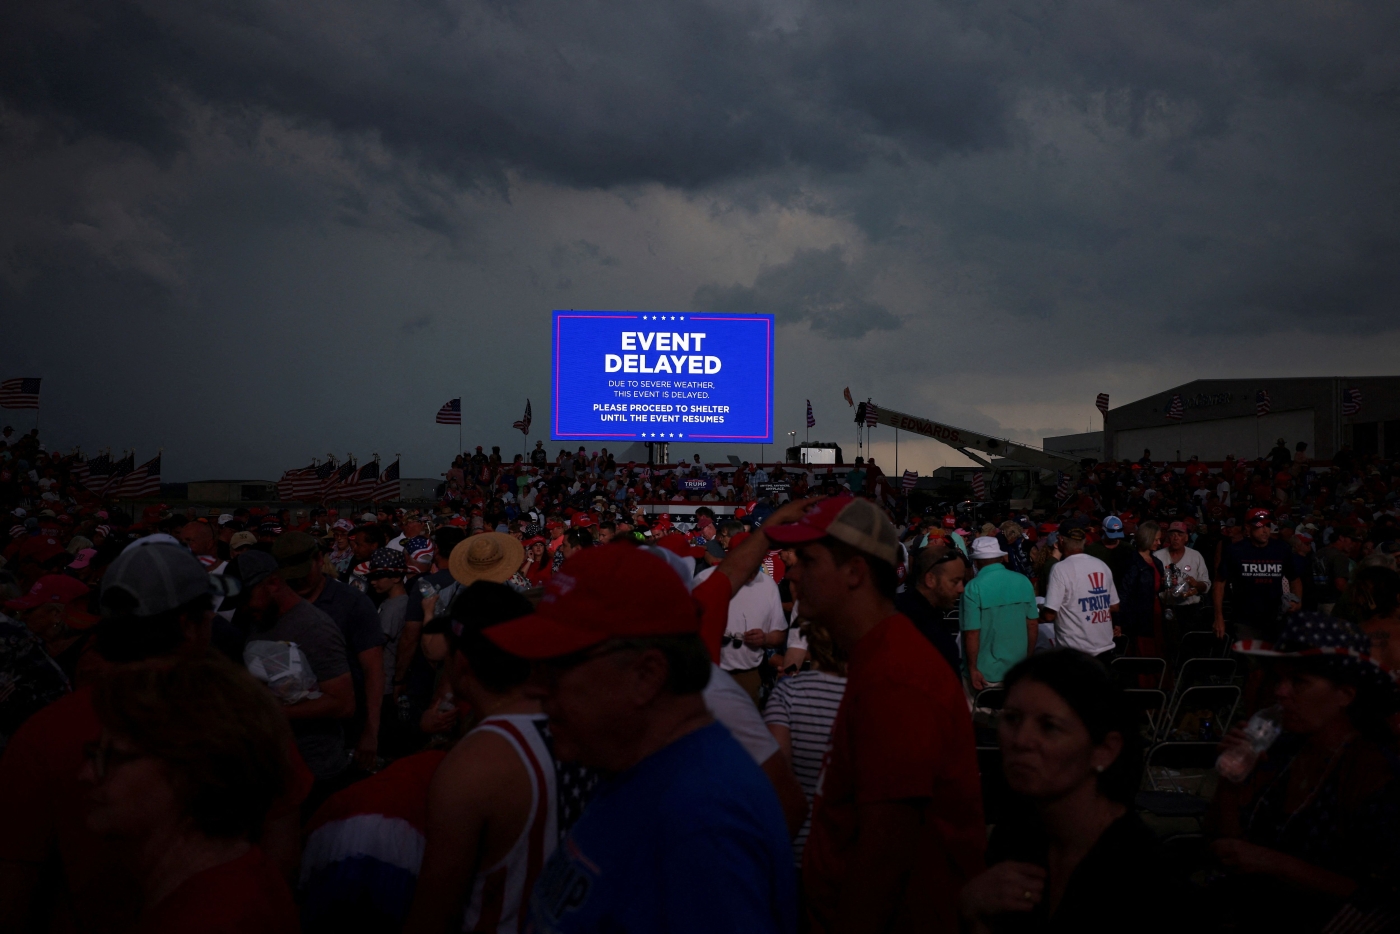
[528,721,796,934]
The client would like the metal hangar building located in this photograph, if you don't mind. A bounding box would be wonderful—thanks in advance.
[1097,376,1400,463]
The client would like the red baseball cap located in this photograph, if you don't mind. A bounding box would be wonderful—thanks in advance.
[484,544,699,659]
[1246,508,1272,527]
[763,495,899,565]
[5,574,91,614]
[942,515,957,529]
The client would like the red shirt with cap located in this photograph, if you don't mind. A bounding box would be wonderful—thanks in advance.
[802,613,984,934]
[0,685,313,934]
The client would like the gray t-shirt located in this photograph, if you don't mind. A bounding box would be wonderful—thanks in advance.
[256,600,351,779]
[377,594,410,697]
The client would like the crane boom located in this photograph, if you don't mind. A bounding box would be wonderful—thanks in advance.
[857,403,1079,473]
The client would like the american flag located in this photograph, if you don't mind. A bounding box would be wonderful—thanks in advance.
[1165,394,1184,420]
[71,456,89,487]
[117,455,162,499]
[373,460,401,501]
[0,378,41,410]
[1342,386,1363,417]
[1095,393,1110,415]
[436,398,461,425]
[530,720,598,840]
[323,459,358,499]
[863,402,878,427]
[513,399,532,434]
[277,464,315,501]
[806,400,816,428]
[307,460,339,499]
[343,460,380,500]
[843,386,853,407]
[102,453,135,496]
[1056,470,1072,500]
[83,453,112,492]
[971,471,986,500]
[902,469,917,491]
[1256,388,1271,417]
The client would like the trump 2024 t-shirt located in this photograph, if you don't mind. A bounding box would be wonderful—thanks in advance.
[1044,553,1120,655]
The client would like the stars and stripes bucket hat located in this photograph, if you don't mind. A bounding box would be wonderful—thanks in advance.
[1233,611,1399,698]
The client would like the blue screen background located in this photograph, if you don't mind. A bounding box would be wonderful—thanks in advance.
[551,311,775,444]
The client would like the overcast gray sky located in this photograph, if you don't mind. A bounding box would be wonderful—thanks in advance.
[4,0,1399,481]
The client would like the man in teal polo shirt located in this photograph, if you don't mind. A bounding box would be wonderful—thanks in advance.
[961,536,1038,690]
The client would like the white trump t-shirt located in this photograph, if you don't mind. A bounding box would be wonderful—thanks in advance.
[1044,553,1119,655]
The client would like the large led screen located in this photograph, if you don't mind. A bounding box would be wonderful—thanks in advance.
[551,311,775,444]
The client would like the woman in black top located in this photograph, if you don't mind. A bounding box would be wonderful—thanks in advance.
[960,651,1187,933]
[1118,521,1166,659]
[1207,612,1400,933]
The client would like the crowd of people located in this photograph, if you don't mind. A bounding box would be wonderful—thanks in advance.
[0,424,1398,932]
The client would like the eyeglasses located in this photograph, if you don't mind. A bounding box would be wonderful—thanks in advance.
[721,634,746,649]
[82,741,147,781]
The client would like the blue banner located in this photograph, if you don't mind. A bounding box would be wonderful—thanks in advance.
[551,311,775,444]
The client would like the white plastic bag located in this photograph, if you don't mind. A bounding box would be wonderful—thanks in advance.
[244,640,322,705]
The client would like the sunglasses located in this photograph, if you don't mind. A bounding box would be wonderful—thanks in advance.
[928,550,969,569]
[721,634,746,649]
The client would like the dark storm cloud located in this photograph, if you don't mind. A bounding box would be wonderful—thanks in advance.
[12,1,1398,183]
[0,1,1124,189]
[694,245,900,338]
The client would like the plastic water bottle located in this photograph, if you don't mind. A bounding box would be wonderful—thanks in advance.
[1215,705,1284,783]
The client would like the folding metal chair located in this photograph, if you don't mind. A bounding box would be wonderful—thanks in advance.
[1111,656,1167,690]
[1176,657,1236,687]
[1168,657,1237,710]
[975,687,1006,711]
[1160,684,1240,743]
[1177,629,1227,665]
[1138,741,1220,818]
[1122,688,1167,741]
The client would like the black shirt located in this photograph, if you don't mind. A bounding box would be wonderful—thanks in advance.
[985,810,1190,933]
[893,588,960,675]
[406,568,456,623]
[1086,541,1133,591]
[1220,538,1296,635]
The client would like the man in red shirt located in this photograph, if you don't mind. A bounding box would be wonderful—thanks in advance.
[766,496,984,934]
